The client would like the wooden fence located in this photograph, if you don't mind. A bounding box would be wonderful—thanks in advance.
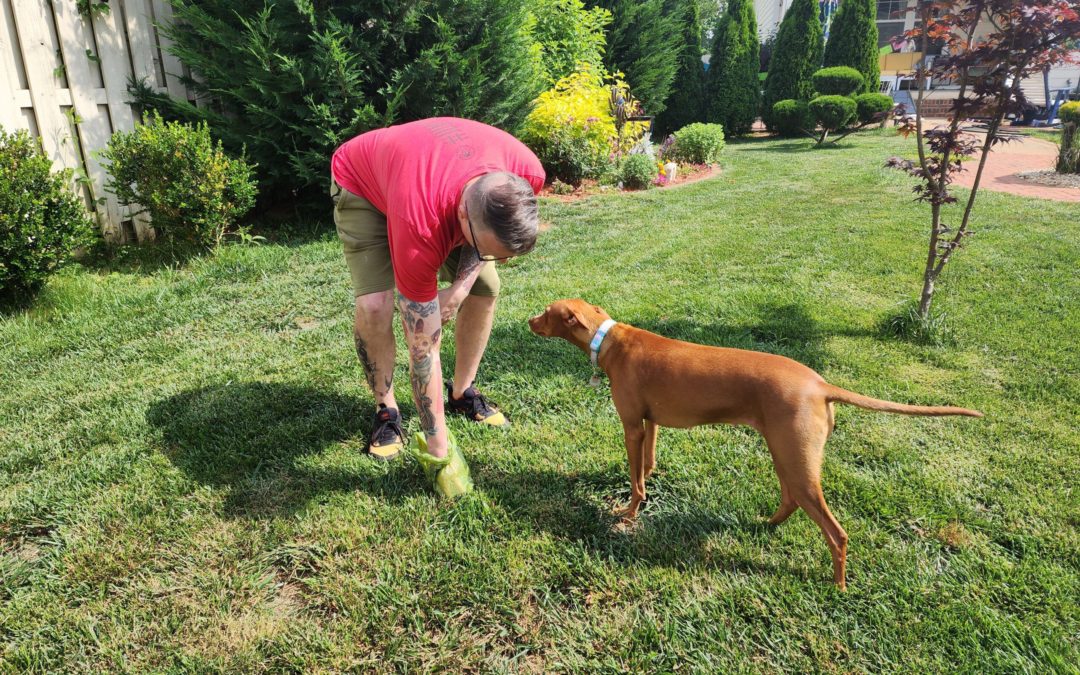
[0,0,204,242]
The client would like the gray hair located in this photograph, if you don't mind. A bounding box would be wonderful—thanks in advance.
[468,172,539,255]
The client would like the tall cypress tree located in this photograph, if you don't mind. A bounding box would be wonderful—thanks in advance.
[653,0,706,136]
[822,0,880,94]
[761,0,824,129]
[706,0,760,136]
[589,0,681,117]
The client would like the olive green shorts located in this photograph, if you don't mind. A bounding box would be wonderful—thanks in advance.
[331,178,500,299]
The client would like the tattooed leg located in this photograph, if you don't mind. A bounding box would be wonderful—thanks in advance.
[399,293,448,458]
[354,291,398,408]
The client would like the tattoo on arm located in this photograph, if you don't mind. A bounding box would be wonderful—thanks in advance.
[455,246,484,284]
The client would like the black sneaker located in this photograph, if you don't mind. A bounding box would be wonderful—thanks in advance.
[367,404,404,461]
[446,381,510,429]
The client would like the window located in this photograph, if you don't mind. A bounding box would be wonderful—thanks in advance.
[877,0,905,21]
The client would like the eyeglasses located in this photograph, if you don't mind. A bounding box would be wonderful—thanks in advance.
[465,202,514,262]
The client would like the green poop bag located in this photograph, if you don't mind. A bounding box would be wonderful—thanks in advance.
[412,431,473,498]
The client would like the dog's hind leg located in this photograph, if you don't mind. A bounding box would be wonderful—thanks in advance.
[767,478,798,525]
[643,420,658,480]
[765,408,848,588]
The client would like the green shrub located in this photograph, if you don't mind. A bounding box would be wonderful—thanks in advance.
[102,114,258,249]
[652,0,707,136]
[706,0,761,136]
[854,92,894,125]
[810,95,857,131]
[534,123,609,185]
[594,0,681,118]
[529,0,612,84]
[761,0,823,129]
[133,0,542,197]
[0,128,95,300]
[619,153,657,189]
[669,122,726,163]
[812,67,865,96]
[772,100,813,137]
[822,0,879,94]
[1060,100,1080,125]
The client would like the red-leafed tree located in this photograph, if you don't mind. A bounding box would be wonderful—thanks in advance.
[888,1,1080,324]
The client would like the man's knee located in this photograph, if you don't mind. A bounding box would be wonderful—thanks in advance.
[355,290,395,325]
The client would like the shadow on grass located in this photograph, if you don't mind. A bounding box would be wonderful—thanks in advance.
[146,382,427,518]
[472,459,805,579]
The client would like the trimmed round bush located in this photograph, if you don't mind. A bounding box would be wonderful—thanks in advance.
[772,99,813,137]
[854,92,894,124]
[619,153,657,190]
[812,66,864,96]
[102,113,257,249]
[1060,100,1080,125]
[810,95,858,131]
[669,123,726,164]
[1,127,95,300]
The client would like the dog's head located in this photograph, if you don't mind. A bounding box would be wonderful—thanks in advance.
[528,299,611,349]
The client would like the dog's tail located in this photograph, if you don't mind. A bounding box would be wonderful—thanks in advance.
[823,384,983,417]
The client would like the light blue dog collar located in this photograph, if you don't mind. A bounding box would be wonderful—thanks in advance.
[590,319,617,366]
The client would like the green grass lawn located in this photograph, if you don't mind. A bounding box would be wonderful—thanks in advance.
[2,131,1078,672]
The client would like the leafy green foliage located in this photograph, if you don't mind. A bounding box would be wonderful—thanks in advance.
[809,95,857,131]
[1059,100,1080,125]
[761,0,823,129]
[652,0,707,136]
[0,127,95,300]
[590,0,681,117]
[705,0,761,136]
[530,0,612,84]
[854,92,895,124]
[771,99,813,137]
[101,114,257,249]
[135,0,542,198]
[822,0,879,94]
[619,153,657,189]
[3,133,1078,671]
[812,66,865,96]
[670,122,726,163]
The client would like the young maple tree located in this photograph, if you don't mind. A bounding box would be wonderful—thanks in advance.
[888,0,1080,320]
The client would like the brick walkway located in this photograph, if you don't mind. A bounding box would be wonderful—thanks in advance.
[952,134,1079,203]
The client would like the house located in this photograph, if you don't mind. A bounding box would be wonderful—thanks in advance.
[754,0,1080,119]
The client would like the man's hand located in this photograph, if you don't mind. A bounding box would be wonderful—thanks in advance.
[437,285,469,325]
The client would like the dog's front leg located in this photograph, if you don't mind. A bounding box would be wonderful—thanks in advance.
[618,420,647,522]
[643,420,658,479]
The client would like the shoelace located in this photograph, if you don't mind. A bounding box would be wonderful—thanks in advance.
[466,390,495,416]
[373,412,403,445]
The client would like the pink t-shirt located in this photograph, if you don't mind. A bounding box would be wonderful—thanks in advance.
[331,117,545,302]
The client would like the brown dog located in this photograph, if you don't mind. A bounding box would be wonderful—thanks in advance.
[528,299,982,588]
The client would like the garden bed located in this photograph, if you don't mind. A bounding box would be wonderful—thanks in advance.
[539,162,721,202]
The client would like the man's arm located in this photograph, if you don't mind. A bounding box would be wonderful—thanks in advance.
[398,293,449,457]
[438,245,484,324]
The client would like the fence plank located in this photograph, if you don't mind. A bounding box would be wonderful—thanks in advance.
[10,0,82,175]
[0,0,26,130]
[121,0,159,90]
[150,0,189,101]
[52,0,123,239]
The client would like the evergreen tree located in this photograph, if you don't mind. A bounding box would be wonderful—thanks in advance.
[822,0,880,94]
[653,0,707,136]
[705,0,761,136]
[588,0,681,117]
[761,0,823,129]
[132,0,543,197]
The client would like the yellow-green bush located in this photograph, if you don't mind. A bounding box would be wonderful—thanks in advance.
[519,65,646,184]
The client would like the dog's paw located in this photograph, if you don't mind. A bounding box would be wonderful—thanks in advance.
[610,516,640,535]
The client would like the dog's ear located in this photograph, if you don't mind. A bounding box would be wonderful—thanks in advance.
[561,307,583,328]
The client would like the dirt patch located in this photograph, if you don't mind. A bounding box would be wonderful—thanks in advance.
[1016,170,1080,189]
[539,164,722,203]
